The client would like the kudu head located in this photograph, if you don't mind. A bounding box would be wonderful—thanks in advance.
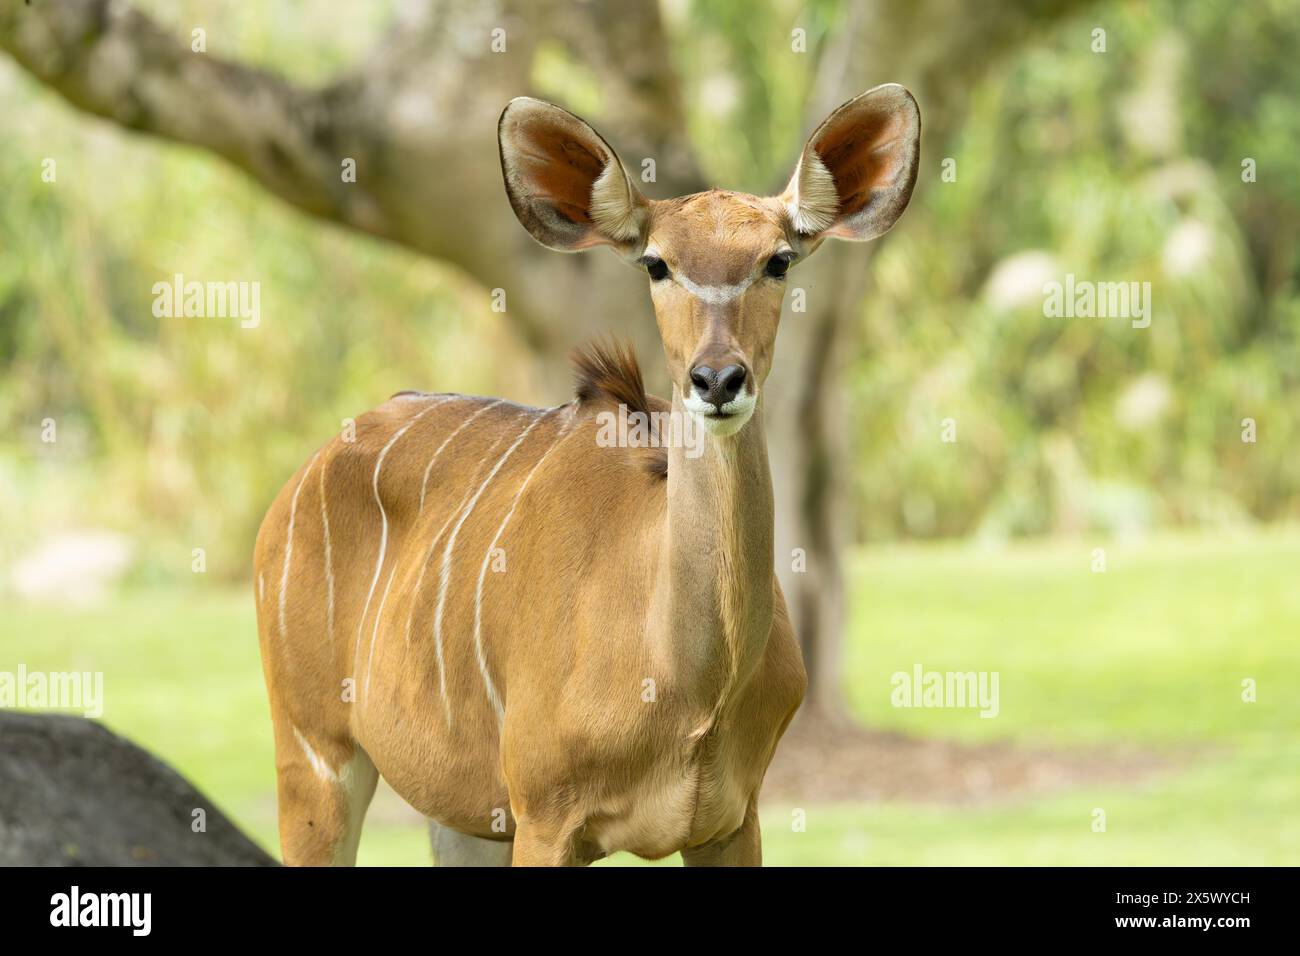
[499,84,920,437]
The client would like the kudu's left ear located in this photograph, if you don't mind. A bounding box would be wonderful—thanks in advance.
[498,97,647,253]
[782,83,921,243]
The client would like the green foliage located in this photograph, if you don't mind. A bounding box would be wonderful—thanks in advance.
[848,0,1300,540]
[0,2,523,578]
[672,0,840,191]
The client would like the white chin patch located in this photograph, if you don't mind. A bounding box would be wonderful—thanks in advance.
[683,390,758,438]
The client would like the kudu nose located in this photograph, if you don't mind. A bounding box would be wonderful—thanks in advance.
[689,364,747,409]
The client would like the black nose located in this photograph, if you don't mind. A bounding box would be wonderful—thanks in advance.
[689,364,747,409]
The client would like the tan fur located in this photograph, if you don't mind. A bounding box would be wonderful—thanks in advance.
[255,85,919,866]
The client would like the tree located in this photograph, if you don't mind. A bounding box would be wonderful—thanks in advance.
[1,0,1091,720]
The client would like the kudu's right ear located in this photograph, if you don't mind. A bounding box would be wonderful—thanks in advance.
[498,98,647,253]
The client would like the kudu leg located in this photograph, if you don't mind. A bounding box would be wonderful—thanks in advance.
[680,799,762,867]
[428,821,513,866]
[271,717,379,866]
[510,818,583,867]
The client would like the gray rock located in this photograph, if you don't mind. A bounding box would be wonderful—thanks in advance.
[0,711,276,866]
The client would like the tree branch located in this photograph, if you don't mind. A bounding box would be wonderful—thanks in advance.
[1,0,701,362]
[2,0,385,232]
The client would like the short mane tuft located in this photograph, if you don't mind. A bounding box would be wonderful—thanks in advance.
[571,339,668,479]
[571,339,652,416]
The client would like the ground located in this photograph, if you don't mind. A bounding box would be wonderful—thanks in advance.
[3,530,1296,865]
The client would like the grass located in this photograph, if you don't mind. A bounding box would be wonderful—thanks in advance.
[2,529,1297,865]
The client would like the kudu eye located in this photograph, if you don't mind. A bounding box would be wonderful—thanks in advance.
[642,256,670,281]
[765,252,794,278]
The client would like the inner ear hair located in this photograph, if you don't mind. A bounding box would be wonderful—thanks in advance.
[589,162,644,244]
[789,150,839,235]
[783,83,921,243]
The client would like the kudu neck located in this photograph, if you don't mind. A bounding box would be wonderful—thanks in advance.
[662,388,775,708]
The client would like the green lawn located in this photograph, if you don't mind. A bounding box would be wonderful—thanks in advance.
[3,530,1297,865]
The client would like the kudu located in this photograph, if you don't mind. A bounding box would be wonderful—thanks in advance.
[254,84,920,866]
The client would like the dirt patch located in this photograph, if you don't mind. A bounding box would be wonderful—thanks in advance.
[762,714,1185,806]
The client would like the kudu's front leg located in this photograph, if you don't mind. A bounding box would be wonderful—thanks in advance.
[510,816,584,867]
[680,798,762,867]
[271,721,379,866]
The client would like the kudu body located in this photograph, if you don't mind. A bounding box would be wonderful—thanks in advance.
[254,85,920,865]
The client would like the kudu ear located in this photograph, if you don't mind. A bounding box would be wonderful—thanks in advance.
[782,83,920,244]
[498,97,648,253]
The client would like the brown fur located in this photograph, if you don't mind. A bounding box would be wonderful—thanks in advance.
[572,338,651,417]
[254,85,918,867]
[572,339,668,478]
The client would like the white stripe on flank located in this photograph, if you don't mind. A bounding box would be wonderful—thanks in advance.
[472,410,573,724]
[432,412,546,728]
[400,407,544,646]
[364,564,399,697]
[420,400,502,511]
[404,409,558,647]
[318,462,335,645]
[404,475,483,646]
[401,399,508,647]
[279,452,319,642]
[292,725,339,783]
[356,399,447,691]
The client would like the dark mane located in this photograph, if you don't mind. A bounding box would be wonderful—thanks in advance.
[572,339,652,416]
[571,339,668,479]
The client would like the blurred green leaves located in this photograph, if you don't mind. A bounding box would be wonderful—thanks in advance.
[847,0,1300,541]
[0,1,521,577]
